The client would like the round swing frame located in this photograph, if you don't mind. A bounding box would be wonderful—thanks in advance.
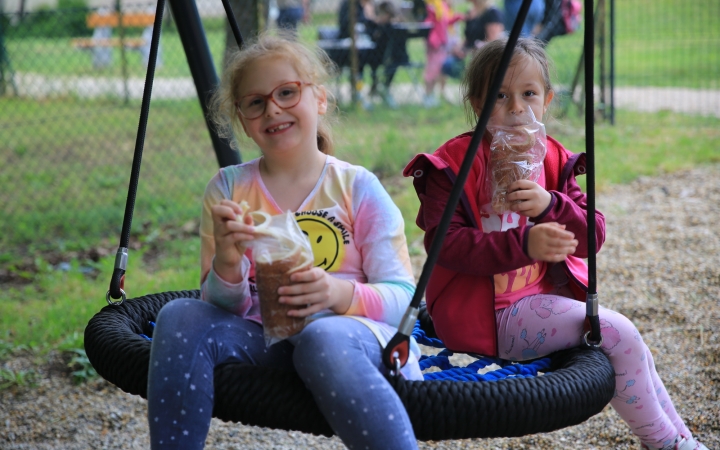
[85,290,616,440]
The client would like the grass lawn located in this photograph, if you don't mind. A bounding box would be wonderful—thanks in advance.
[1,103,719,350]
[0,0,719,354]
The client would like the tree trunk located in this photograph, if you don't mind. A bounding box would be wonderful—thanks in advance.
[223,0,269,69]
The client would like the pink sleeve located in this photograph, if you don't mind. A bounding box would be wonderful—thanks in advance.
[535,175,606,258]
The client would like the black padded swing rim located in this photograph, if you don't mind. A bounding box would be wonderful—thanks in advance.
[84,291,615,440]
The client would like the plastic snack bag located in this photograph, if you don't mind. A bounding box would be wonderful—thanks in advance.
[485,108,547,214]
[238,203,314,346]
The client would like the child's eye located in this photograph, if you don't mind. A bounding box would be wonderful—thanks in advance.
[524,91,537,97]
[278,88,297,99]
[497,93,508,100]
[247,97,264,107]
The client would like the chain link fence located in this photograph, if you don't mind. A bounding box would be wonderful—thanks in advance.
[1,0,718,258]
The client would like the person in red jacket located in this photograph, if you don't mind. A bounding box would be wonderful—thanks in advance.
[404,38,708,450]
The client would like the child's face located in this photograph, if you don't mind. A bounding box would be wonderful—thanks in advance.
[473,55,554,128]
[236,57,327,155]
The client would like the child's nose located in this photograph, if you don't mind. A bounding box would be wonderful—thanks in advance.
[264,98,283,116]
[508,96,524,115]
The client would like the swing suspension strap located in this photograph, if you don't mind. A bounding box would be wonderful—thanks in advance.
[583,0,601,346]
[383,0,602,371]
[107,0,245,305]
[106,0,167,305]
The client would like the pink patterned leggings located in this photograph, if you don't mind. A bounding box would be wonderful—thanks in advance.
[496,294,692,448]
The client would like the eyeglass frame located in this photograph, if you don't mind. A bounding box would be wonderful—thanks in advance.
[234,81,315,120]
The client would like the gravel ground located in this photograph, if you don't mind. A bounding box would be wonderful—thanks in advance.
[2,164,719,449]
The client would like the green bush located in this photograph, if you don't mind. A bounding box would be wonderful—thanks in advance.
[8,0,91,39]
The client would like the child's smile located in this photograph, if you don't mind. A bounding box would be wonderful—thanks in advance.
[266,122,294,134]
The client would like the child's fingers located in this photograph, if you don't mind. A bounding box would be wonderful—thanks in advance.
[288,267,322,284]
[211,203,241,223]
[508,179,534,192]
[286,301,325,318]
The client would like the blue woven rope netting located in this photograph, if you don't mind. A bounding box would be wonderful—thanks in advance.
[411,321,551,382]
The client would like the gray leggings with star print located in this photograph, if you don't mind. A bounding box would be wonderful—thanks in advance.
[147,298,418,449]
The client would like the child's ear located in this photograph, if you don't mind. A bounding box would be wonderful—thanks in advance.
[316,85,328,116]
[543,90,555,115]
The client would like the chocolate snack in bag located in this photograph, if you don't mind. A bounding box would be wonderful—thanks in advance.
[239,205,314,347]
[486,109,547,214]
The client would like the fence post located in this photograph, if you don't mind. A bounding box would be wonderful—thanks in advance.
[115,0,130,104]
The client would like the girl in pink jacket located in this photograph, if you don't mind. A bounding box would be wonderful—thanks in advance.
[405,38,708,450]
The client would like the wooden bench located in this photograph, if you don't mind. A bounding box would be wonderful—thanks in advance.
[71,12,155,50]
[71,12,159,68]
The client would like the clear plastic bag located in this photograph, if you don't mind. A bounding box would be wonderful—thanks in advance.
[240,205,314,346]
[486,109,547,214]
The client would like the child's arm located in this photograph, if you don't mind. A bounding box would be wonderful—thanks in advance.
[519,174,606,258]
[199,171,255,316]
[345,172,416,327]
[420,167,536,275]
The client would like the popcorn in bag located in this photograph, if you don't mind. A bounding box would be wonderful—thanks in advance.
[485,109,547,214]
[238,202,314,346]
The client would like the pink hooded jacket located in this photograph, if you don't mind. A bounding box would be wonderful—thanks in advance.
[403,132,605,356]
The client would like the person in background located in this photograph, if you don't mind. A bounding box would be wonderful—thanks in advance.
[338,0,377,39]
[442,0,504,80]
[423,0,464,107]
[276,0,310,34]
[503,0,544,37]
[367,1,405,107]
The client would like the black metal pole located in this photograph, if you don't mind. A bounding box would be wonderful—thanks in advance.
[167,0,241,168]
[609,0,615,125]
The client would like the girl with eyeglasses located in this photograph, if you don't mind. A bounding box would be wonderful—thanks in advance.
[145,33,422,449]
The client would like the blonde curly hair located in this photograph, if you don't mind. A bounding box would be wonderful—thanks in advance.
[209,32,338,155]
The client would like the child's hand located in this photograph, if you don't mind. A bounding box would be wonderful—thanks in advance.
[277,268,354,318]
[210,199,255,283]
[527,222,578,262]
[507,180,552,218]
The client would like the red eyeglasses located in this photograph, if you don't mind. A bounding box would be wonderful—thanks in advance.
[235,81,314,120]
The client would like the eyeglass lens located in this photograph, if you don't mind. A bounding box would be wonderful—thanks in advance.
[239,82,302,119]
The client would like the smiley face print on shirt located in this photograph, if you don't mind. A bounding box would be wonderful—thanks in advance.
[296,212,348,272]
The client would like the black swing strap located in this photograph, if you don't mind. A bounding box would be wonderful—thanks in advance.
[107,0,168,304]
[583,0,601,346]
[107,0,246,304]
[382,0,535,371]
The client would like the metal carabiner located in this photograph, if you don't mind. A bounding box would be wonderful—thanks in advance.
[106,288,126,306]
[583,330,603,348]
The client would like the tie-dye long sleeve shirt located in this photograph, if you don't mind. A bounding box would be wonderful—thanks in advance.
[199,155,417,346]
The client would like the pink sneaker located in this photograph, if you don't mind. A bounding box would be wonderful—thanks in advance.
[640,436,709,450]
[675,436,709,450]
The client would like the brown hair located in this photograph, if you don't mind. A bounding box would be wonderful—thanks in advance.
[461,37,553,125]
[209,32,338,155]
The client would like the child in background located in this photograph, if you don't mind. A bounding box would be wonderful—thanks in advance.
[146,34,422,450]
[442,0,504,80]
[404,38,708,450]
[423,0,464,107]
[367,1,402,107]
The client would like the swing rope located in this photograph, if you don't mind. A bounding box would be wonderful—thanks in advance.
[107,0,167,305]
[107,0,246,305]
